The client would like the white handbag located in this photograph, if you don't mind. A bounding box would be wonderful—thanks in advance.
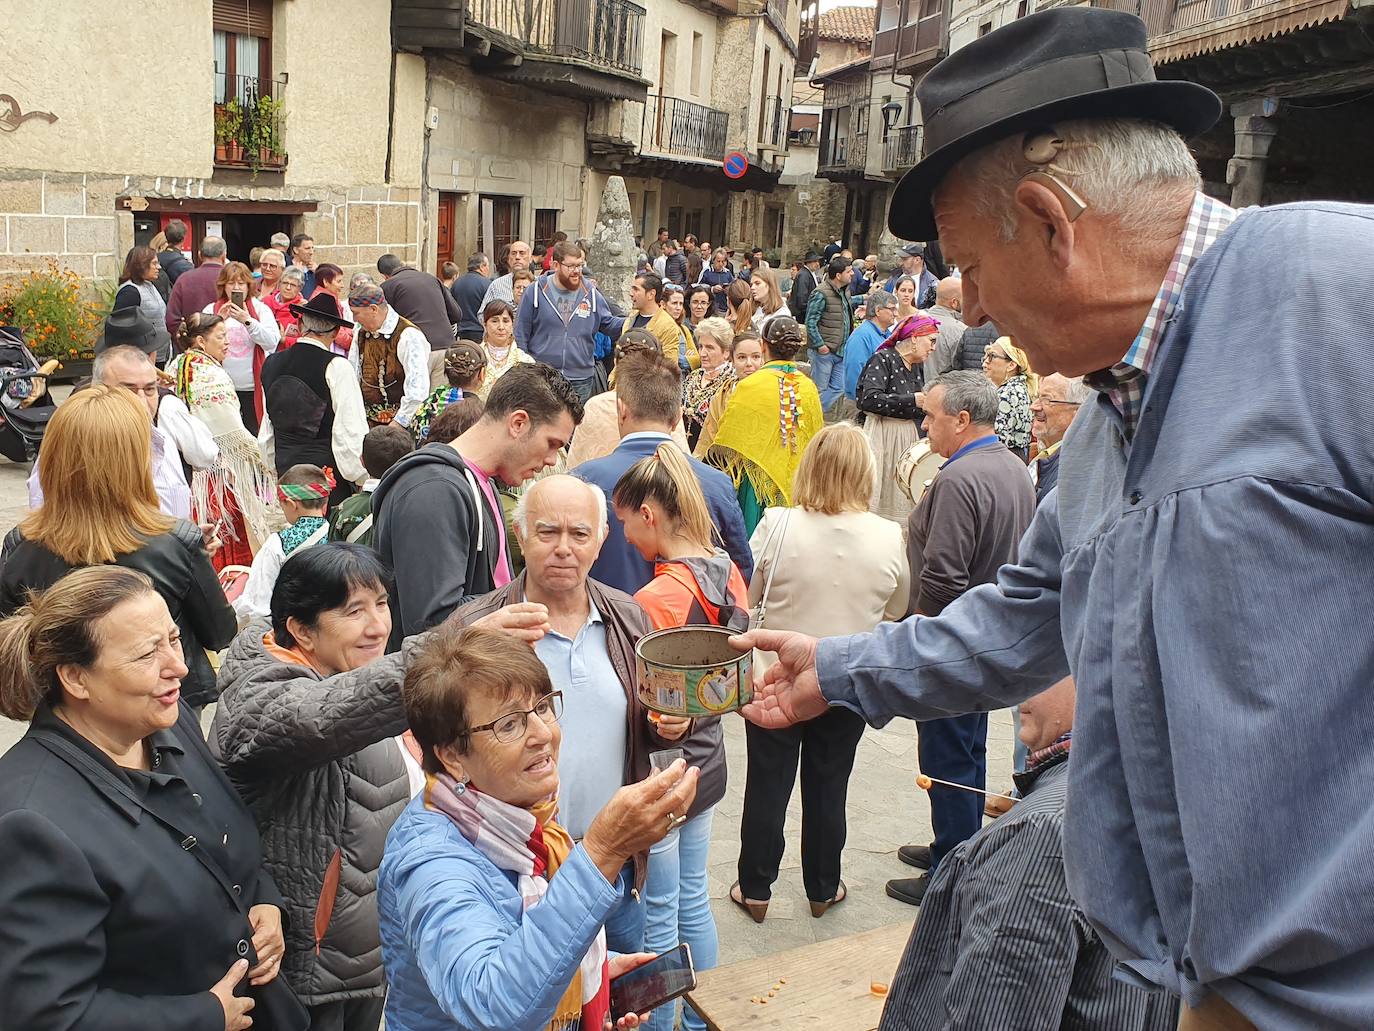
[749,508,792,630]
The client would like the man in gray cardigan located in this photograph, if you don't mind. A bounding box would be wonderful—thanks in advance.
[890,371,1034,906]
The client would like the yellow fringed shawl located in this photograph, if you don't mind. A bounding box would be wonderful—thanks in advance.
[706,362,823,508]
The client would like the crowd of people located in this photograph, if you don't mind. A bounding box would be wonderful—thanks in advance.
[2,7,1369,1030]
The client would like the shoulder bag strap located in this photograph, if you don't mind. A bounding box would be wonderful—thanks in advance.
[751,508,792,630]
[344,513,373,543]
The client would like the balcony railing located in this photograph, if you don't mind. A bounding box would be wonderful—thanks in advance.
[467,0,646,74]
[761,95,786,149]
[882,123,922,175]
[1093,0,1298,39]
[819,129,867,172]
[641,94,730,161]
[213,72,286,173]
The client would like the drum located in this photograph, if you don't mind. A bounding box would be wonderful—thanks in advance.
[895,439,943,505]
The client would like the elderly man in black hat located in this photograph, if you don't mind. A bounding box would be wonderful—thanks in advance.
[257,291,367,506]
[733,7,1374,1030]
[788,250,823,319]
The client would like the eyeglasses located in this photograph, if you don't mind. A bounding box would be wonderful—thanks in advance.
[1036,398,1082,407]
[983,351,1012,363]
[466,692,564,744]
[663,284,685,294]
[560,262,585,272]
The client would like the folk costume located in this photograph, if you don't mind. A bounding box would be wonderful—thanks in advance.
[348,288,431,429]
[858,313,937,523]
[233,472,335,620]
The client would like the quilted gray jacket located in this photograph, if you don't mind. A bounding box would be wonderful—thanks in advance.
[209,621,426,1007]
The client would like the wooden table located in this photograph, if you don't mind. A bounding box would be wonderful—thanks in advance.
[685,921,913,1031]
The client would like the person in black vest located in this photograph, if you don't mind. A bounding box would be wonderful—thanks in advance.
[259,293,368,507]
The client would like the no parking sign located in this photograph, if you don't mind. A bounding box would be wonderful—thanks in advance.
[723,151,749,179]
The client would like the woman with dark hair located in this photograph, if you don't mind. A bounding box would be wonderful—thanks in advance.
[209,543,413,1031]
[308,262,354,356]
[684,285,712,334]
[476,299,532,401]
[115,245,170,362]
[706,317,823,534]
[411,342,488,444]
[201,260,281,432]
[169,312,278,568]
[0,566,305,1031]
[212,544,548,1031]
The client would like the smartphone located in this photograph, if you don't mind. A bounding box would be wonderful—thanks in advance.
[609,943,696,1022]
[230,288,247,308]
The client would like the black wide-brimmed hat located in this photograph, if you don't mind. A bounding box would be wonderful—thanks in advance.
[95,306,172,356]
[889,7,1222,240]
[288,291,354,327]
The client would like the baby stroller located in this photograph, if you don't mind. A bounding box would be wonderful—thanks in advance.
[0,326,60,462]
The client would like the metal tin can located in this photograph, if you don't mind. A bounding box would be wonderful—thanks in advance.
[635,625,753,717]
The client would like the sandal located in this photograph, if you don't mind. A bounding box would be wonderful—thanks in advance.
[809,880,847,918]
[729,881,769,924]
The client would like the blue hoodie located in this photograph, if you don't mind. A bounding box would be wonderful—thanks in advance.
[514,273,620,381]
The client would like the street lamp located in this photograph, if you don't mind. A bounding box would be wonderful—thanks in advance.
[881,99,904,135]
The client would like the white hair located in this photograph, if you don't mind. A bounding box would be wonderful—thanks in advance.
[946,118,1201,241]
[512,476,608,543]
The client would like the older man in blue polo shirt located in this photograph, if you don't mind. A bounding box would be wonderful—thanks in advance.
[733,8,1374,1030]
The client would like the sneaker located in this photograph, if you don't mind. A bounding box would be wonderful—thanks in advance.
[885,874,930,907]
[897,844,932,870]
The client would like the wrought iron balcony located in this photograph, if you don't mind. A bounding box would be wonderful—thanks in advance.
[882,124,922,176]
[641,94,730,162]
[213,72,287,173]
[819,129,868,174]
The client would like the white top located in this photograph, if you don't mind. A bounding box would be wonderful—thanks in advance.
[347,306,431,428]
[747,507,910,672]
[201,297,280,391]
[156,392,219,470]
[232,520,330,621]
[258,337,369,485]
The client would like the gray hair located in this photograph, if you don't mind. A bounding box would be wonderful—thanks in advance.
[1063,375,1092,405]
[93,345,152,382]
[866,288,896,314]
[349,271,375,291]
[467,253,488,273]
[299,311,343,337]
[270,232,291,250]
[929,370,999,426]
[694,315,734,352]
[200,236,227,259]
[945,117,1201,242]
[511,476,608,543]
[280,266,306,285]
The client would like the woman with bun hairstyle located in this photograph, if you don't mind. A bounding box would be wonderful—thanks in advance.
[169,311,278,568]
[411,342,489,444]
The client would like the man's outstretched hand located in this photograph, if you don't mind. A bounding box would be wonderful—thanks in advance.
[728,629,828,728]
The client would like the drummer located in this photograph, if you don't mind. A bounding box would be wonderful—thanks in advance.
[887,371,1037,908]
[451,473,671,956]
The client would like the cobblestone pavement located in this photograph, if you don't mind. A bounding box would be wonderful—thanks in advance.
[0,452,1017,966]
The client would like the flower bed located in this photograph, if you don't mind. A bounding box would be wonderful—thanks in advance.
[0,260,104,363]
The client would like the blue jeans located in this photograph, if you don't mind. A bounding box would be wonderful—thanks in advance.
[604,861,646,955]
[643,807,718,1031]
[808,349,844,411]
[917,714,988,870]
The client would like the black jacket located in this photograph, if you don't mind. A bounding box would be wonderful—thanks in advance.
[380,266,463,352]
[451,271,491,340]
[789,265,818,319]
[158,247,193,285]
[958,321,1001,372]
[0,703,307,1031]
[372,443,509,652]
[0,522,238,707]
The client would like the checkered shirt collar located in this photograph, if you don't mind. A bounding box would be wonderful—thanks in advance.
[1086,191,1237,437]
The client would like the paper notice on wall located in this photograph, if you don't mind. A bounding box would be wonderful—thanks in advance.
[206,220,223,237]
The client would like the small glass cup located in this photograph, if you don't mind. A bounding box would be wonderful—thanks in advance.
[649,748,685,773]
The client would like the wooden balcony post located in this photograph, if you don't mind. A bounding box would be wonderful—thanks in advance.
[1227,96,1279,208]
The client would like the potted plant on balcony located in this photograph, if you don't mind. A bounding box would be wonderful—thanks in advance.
[214,102,238,163]
[249,94,285,174]
[221,99,246,163]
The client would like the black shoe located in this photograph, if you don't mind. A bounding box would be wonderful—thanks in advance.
[886,875,930,907]
[898,844,932,870]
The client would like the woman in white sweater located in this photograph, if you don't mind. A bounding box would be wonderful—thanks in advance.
[731,422,909,922]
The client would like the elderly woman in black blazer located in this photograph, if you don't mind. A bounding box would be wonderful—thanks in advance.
[0,566,307,1031]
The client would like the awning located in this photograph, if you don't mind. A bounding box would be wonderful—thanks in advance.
[1152,0,1352,64]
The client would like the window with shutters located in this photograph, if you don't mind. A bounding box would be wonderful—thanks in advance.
[212,0,285,170]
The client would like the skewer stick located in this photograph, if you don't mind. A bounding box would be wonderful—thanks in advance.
[917,773,1017,803]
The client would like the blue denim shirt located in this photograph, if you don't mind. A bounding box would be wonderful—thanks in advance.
[818,202,1374,1028]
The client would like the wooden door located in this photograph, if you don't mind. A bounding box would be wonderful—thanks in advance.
[479,196,521,272]
[436,192,457,275]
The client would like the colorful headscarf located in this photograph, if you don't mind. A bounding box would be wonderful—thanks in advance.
[878,312,940,351]
[276,468,335,504]
[348,283,386,308]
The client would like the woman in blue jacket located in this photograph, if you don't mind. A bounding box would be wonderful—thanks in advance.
[379,624,699,1031]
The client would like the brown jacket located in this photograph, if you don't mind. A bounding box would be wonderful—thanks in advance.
[453,573,664,891]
